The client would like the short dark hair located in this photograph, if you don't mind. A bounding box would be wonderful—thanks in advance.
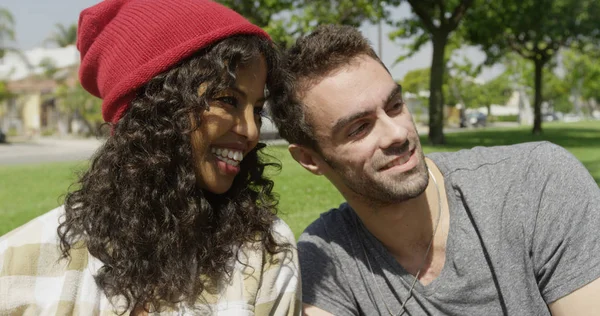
[270,24,387,149]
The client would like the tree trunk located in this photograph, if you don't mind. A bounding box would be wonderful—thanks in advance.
[532,59,544,134]
[428,33,447,145]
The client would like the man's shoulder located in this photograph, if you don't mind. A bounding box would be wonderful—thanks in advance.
[298,202,353,244]
[428,141,560,175]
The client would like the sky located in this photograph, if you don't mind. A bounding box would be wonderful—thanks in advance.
[3,0,502,82]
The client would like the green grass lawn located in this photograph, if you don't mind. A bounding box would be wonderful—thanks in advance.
[1,120,599,238]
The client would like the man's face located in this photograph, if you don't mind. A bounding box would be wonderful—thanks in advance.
[300,55,428,206]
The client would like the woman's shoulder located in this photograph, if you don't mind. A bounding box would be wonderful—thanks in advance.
[0,206,65,249]
[0,206,105,315]
[0,205,93,278]
[218,217,300,315]
[270,217,296,244]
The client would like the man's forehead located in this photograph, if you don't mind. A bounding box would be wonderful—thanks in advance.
[299,58,397,133]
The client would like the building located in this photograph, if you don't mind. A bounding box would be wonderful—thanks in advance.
[0,45,79,136]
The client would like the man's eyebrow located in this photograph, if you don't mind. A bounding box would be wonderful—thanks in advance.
[330,84,403,136]
[331,109,374,136]
[387,83,403,105]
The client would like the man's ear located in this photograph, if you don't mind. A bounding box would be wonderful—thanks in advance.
[288,144,325,176]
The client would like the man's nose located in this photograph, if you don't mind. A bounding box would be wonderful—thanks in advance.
[377,114,409,149]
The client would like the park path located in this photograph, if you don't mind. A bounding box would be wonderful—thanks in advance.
[0,137,104,165]
[0,123,515,165]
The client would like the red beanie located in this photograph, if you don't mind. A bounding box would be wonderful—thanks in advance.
[77,0,270,124]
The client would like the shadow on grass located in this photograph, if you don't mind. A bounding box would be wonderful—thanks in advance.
[420,123,600,186]
[581,159,600,184]
[421,126,600,151]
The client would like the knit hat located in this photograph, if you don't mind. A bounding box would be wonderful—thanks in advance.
[77,0,270,124]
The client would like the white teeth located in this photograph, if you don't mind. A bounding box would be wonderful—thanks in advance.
[214,155,240,167]
[210,147,244,163]
[385,155,409,169]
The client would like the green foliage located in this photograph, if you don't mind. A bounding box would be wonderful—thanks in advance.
[0,81,11,118]
[466,0,600,64]
[490,114,519,122]
[402,62,512,111]
[562,48,600,104]
[0,7,31,69]
[401,68,430,94]
[218,0,390,48]
[38,57,59,79]
[388,0,476,62]
[0,81,11,101]
[216,0,294,46]
[55,81,103,134]
[290,0,387,31]
[45,23,77,48]
[464,0,600,132]
[543,70,572,113]
[0,7,15,44]
[389,0,476,144]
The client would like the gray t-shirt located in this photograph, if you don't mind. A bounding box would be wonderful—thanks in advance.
[298,142,600,315]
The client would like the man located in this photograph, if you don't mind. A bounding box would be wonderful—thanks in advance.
[270,24,600,315]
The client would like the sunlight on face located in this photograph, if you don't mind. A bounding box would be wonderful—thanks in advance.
[190,56,267,194]
[302,55,428,205]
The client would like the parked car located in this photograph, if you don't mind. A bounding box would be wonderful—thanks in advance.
[461,112,487,128]
[563,113,583,123]
[542,113,559,122]
[0,130,5,144]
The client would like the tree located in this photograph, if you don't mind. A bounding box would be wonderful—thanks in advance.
[401,68,430,95]
[561,48,600,115]
[0,7,15,60]
[45,23,77,48]
[0,6,29,68]
[465,0,600,134]
[54,80,104,136]
[216,0,295,46]
[218,0,388,47]
[0,80,11,116]
[538,69,570,114]
[39,57,59,79]
[389,0,475,145]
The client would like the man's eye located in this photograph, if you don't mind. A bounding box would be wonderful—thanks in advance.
[348,123,369,137]
[388,102,404,113]
[216,96,239,107]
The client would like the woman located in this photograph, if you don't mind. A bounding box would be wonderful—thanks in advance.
[0,0,299,314]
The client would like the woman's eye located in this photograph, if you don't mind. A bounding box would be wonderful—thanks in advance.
[216,96,239,107]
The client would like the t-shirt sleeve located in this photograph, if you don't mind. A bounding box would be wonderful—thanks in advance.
[528,142,600,303]
[298,218,358,315]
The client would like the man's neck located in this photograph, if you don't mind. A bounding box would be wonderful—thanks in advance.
[350,159,450,284]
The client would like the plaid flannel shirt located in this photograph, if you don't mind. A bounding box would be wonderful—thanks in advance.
[0,206,301,315]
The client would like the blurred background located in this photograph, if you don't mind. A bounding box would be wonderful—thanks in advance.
[0,0,599,237]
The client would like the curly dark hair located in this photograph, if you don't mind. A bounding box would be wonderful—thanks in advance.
[270,24,388,150]
[58,35,289,313]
